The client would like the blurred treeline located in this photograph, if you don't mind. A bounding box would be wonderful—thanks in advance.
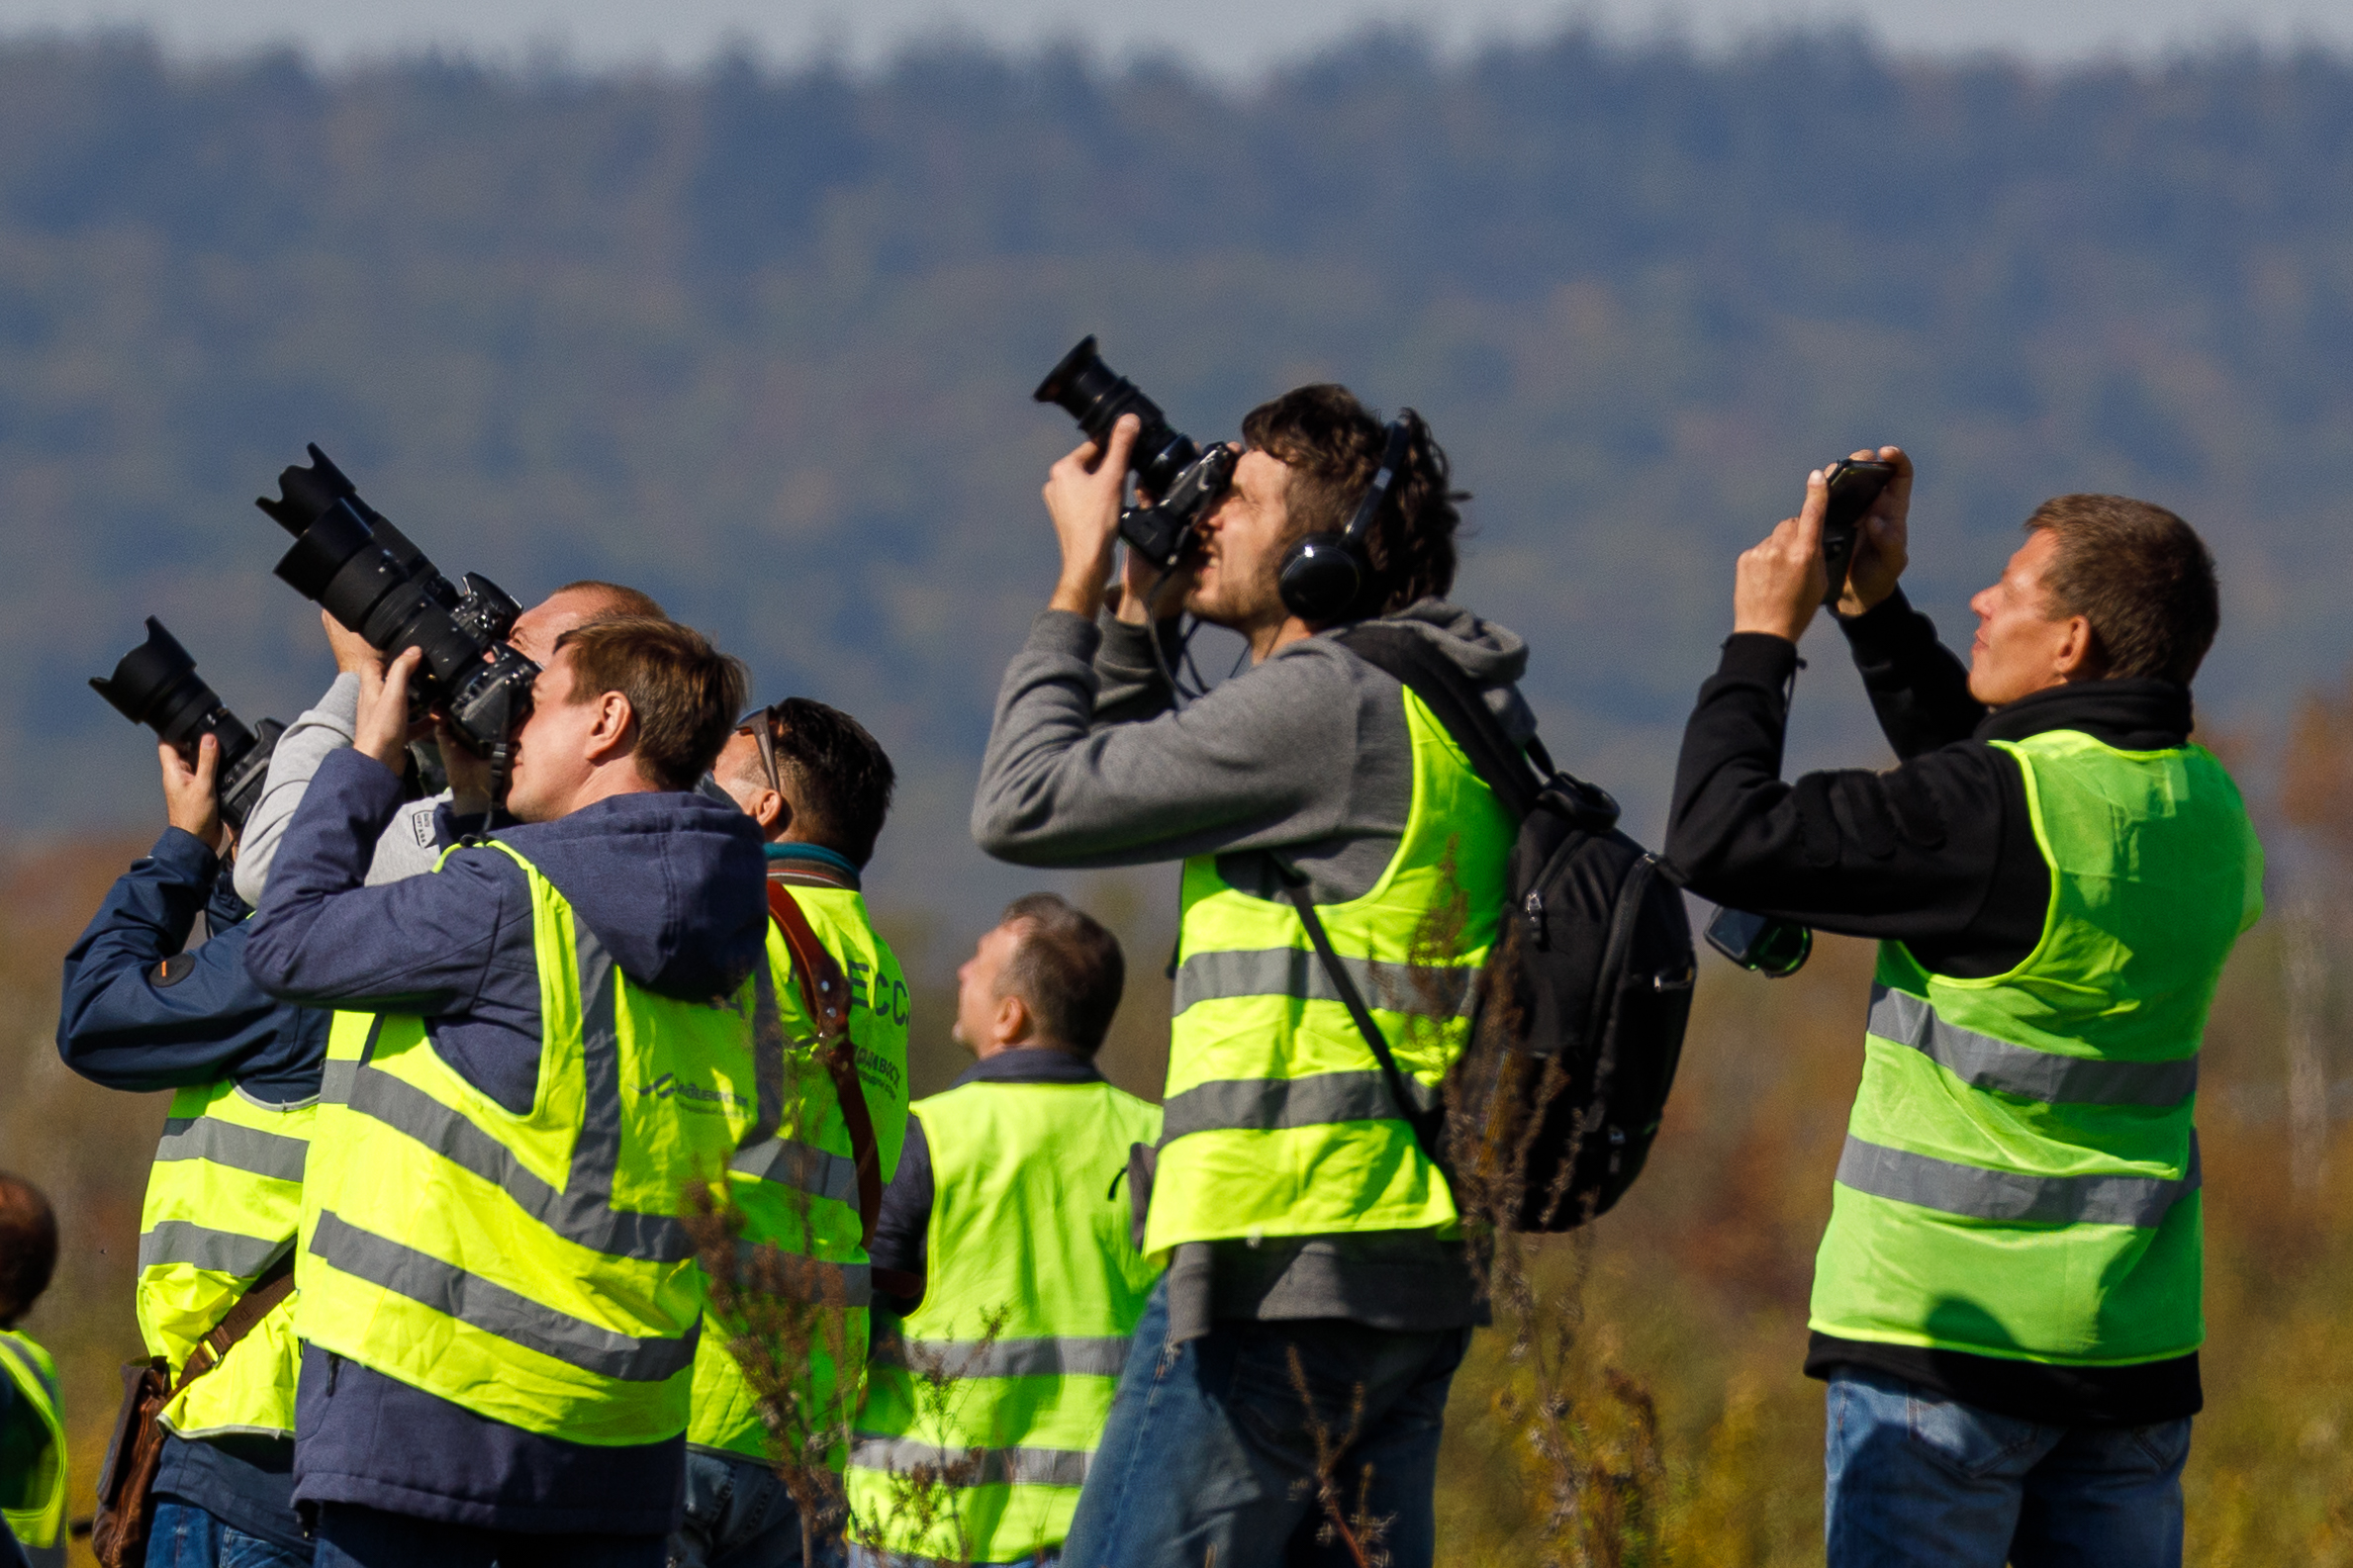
[7,24,2353,1563]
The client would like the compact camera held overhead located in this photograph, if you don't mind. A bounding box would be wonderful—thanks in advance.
[255,444,539,759]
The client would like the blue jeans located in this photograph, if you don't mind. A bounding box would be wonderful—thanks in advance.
[671,1449,843,1568]
[146,1503,311,1568]
[1825,1371,2191,1568]
[1062,1277,1470,1568]
[310,1502,665,1568]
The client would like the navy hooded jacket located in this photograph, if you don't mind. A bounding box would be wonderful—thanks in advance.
[243,747,768,1535]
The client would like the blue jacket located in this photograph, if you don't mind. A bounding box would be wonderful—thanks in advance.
[244,747,768,1535]
[56,827,327,1553]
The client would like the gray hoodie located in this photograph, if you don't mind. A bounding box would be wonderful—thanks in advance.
[972,599,1535,1338]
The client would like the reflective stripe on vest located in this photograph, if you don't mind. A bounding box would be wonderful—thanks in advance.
[1810,731,2263,1366]
[847,1078,1162,1564]
[0,1330,65,1558]
[689,884,912,1461]
[295,839,762,1444]
[137,1077,314,1441]
[1143,680,1513,1260]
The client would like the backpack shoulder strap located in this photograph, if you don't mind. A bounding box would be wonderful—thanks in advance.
[172,1250,295,1394]
[765,882,884,1251]
[1334,623,1619,832]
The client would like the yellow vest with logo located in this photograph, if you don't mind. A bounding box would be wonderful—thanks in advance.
[296,839,762,1443]
[690,879,911,1463]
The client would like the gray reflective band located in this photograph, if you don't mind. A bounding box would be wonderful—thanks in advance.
[735,1137,862,1208]
[139,1222,293,1277]
[1173,947,1474,1020]
[730,1242,873,1309]
[872,1335,1134,1380]
[846,1435,1091,1489]
[1160,1068,1434,1143]
[342,1066,694,1263]
[154,1118,310,1183]
[1868,986,2199,1107]
[310,1211,694,1381]
[1835,1134,2201,1229]
[324,921,696,1265]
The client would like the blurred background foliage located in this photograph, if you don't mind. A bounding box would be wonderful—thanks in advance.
[5,24,2353,1563]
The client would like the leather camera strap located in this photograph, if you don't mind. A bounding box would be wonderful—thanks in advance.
[175,1250,296,1394]
[765,881,885,1253]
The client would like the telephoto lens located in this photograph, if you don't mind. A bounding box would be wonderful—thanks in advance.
[256,445,538,757]
[1033,336,1238,567]
[91,618,285,832]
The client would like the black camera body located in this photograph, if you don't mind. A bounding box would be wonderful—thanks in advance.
[92,618,284,832]
[1034,336,1238,568]
[257,445,538,757]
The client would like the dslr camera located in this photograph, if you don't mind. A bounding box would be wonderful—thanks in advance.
[92,619,284,832]
[1034,336,1238,568]
[256,445,538,758]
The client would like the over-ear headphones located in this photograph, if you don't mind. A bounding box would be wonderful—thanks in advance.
[1277,415,1415,625]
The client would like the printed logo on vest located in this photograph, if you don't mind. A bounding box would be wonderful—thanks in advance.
[634,1071,751,1113]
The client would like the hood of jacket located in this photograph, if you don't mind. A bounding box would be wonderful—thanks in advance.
[496,790,768,1002]
[1363,598,1540,744]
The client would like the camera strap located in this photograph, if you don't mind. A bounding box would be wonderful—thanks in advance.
[763,882,920,1301]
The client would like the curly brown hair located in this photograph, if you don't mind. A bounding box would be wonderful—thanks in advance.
[1240,384,1468,618]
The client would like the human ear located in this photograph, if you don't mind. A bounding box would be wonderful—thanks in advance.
[585,692,635,764]
[2053,614,2106,682]
[994,992,1033,1048]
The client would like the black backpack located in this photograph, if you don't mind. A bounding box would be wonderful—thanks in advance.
[1275,625,1696,1233]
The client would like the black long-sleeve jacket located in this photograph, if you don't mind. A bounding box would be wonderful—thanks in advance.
[1664,589,2204,1427]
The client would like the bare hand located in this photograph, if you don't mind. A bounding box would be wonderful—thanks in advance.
[434,721,497,815]
[1836,445,1914,617]
[322,607,380,676]
[1111,540,1190,626]
[355,647,426,776]
[1735,468,1831,644]
[1045,415,1140,619]
[160,736,222,846]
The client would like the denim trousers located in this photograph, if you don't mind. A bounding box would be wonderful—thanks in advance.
[1060,1277,1471,1568]
[1825,1370,2192,1568]
[145,1502,311,1568]
[308,1502,666,1568]
[670,1448,843,1568]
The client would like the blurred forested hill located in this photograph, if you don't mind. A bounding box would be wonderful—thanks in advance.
[4,29,2351,928]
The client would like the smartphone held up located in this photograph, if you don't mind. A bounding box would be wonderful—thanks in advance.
[1819,458,1896,608]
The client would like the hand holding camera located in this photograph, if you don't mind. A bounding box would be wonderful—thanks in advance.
[1831,445,1912,618]
[1042,413,1141,620]
[159,733,223,848]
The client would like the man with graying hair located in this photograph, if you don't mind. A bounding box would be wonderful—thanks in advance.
[846,895,1160,1568]
[1664,451,2263,1568]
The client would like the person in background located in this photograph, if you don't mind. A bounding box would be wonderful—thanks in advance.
[1663,452,2262,1568]
[846,895,1160,1568]
[0,1174,64,1568]
[57,734,328,1567]
[245,618,767,1568]
[677,698,909,1568]
[232,582,667,904]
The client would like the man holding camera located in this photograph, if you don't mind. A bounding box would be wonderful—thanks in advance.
[679,696,910,1568]
[232,580,666,905]
[971,390,1534,1566]
[245,617,769,1568]
[1663,452,2262,1567]
[56,733,328,1567]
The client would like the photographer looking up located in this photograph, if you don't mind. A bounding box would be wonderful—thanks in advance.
[232,581,666,905]
[846,893,1159,1568]
[56,734,329,1568]
[678,696,909,1568]
[971,388,1534,1568]
[245,617,768,1568]
[1663,454,2262,1568]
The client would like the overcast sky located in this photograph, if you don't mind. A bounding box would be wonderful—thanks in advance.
[0,0,2347,76]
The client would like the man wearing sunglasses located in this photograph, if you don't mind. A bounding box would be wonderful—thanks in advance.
[1665,452,2263,1568]
[681,698,909,1568]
